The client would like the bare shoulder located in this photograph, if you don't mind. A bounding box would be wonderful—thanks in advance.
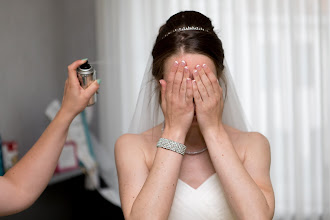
[240,131,271,169]
[224,124,269,148]
[115,126,161,156]
[115,133,148,155]
[241,130,270,145]
[241,131,270,155]
[223,124,271,163]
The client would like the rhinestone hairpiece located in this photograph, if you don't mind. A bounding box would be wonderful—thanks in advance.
[161,26,208,39]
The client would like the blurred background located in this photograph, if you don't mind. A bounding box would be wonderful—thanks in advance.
[0,0,329,219]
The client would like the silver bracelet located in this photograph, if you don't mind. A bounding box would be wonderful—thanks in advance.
[157,138,186,155]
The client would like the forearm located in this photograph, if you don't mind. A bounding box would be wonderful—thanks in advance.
[3,108,74,206]
[128,133,184,220]
[204,126,272,219]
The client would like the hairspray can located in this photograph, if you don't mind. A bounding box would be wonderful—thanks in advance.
[77,60,97,106]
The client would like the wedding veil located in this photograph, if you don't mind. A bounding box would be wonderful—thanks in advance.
[128,56,251,134]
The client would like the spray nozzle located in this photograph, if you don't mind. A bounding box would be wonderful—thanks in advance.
[80,60,91,69]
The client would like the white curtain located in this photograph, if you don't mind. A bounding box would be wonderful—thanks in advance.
[95,0,330,219]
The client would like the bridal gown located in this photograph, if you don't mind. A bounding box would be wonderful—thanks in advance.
[168,173,236,220]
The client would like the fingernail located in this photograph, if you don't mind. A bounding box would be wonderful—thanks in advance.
[202,64,207,68]
[81,58,88,61]
[181,60,186,66]
[192,80,196,84]
[196,65,201,70]
[174,61,179,66]
[193,69,198,75]
[96,79,101,84]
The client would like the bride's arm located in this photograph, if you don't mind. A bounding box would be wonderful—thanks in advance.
[192,64,275,219]
[115,133,184,220]
[115,60,194,220]
[203,128,275,219]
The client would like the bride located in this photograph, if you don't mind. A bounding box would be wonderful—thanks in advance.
[115,11,275,220]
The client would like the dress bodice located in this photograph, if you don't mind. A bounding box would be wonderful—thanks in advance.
[168,173,236,220]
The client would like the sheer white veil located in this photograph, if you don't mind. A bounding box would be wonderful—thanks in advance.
[128,55,251,134]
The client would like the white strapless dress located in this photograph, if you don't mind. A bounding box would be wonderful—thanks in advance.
[168,173,236,220]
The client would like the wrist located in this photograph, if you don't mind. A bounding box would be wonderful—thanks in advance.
[55,108,76,125]
[201,123,226,139]
[162,128,186,144]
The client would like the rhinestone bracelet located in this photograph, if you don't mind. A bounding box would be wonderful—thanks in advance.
[157,138,186,155]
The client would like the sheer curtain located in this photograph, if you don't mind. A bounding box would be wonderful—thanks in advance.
[95,0,330,219]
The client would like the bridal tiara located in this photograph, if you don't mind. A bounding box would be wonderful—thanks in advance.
[161,26,209,39]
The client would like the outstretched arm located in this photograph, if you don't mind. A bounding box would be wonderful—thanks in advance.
[0,59,100,216]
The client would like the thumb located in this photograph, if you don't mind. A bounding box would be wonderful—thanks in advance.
[85,79,100,98]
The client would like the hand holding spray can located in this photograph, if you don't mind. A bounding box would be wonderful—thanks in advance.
[77,60,97,106]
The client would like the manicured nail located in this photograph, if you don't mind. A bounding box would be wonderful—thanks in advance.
[181,60,186,66]
[192,80,196,84]
[193,69,198,75]
[202,64,207,68]
[196,65,201,70]
[174,61,179,66]
[96,79,101,84]
[81,58,88,61]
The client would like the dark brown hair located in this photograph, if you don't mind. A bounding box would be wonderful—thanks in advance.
[152,11,226,89]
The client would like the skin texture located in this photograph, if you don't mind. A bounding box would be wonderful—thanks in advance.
[115,53,275,220]
[0,59,100,216]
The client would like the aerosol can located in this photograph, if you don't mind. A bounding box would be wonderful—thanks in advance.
[77,60,97,106]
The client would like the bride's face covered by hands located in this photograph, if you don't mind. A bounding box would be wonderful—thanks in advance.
[162,53,221,127]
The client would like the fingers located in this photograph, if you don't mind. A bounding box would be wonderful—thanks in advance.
[186,78,193,103]
[193,69,208,101]
[172,60,186,94]
[166,61,179,94]
[179,66,189,99]
[84,80,100,98]
[202,64,220,94]
[67,59,88,82]
[196,64,214,96]
[192,80,202,103]
[159,79,167,105]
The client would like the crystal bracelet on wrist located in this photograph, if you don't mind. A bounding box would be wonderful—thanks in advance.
[157,137,186,155]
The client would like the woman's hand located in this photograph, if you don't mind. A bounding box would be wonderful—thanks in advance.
[60,59,100,119]
[160,60,194,142]
[192,64,224,134]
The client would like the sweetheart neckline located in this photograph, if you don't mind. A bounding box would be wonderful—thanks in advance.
[178,173,217,190]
